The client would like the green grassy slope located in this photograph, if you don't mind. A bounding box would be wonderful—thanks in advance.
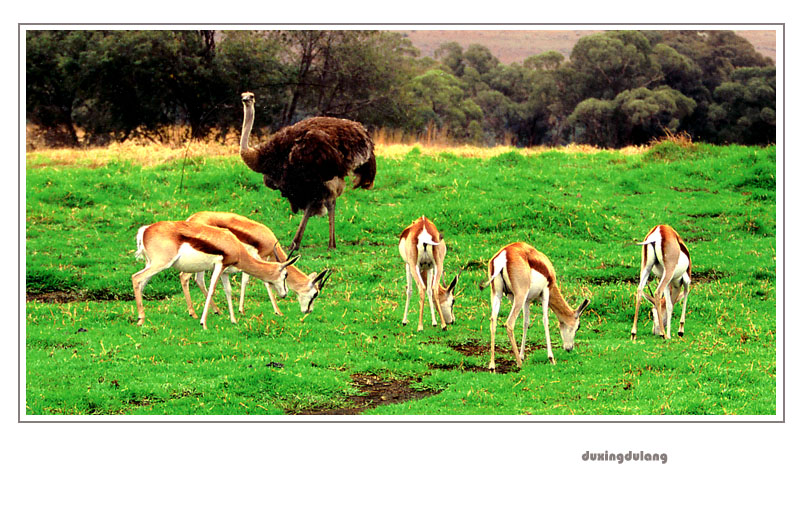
[24,143,777,415]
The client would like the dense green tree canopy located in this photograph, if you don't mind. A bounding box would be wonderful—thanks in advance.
[26,29,776,148]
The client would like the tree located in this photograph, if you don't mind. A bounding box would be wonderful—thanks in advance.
[273,30,418,127]
[523,50,564,71]
[568,31,662,101]
[614,86,696,145]
[72,30,229,142]
[709,67,776,144]
[406,68,482,139]
[567,98,617,147]
[474,89,517,145]
[434,42,465,76]
[213,31,287,138]
[463,44,500,77]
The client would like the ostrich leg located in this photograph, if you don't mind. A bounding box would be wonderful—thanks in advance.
[288,209,313,253]
[327,198,337,250]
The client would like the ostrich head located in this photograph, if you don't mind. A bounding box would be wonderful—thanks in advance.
[240,92,257,160]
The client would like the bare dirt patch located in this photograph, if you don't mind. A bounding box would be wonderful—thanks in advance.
[437,341,519,374]
[26,290,87,303]
[297,374,439,415]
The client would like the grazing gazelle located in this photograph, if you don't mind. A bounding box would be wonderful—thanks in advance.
[398,216,459,331]
[630,224,692,340]
[479,242,590,371]
[132,221,299,329]
[183,211,331,317]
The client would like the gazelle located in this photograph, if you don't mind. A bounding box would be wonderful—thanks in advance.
[398,216,459,331]
[630,224,692,340]
[183,211,331,317]
[479,242,590,371]
[132,221,299,329]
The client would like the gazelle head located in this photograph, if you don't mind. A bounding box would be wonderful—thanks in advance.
[438,274,460,325]
[297,269,332,314]
[558,298,590,351]
[272,254,301,299]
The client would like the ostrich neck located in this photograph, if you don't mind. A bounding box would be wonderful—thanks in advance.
[240,104,255,154]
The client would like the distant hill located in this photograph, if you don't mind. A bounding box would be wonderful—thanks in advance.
[400,29,776,65]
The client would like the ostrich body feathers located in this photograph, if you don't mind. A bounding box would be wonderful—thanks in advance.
[242,116,376,216]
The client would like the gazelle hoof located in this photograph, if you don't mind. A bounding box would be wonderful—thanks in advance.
[678,330,684,337]
[548,356,556,365]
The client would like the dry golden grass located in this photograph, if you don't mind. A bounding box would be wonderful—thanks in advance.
[650,128,695,149]
[25,122,648,167]
[26,140,237,168]
[26,140,648,167]
[376,142,647,160]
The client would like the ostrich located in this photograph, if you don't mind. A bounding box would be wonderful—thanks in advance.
[239,92,377,251]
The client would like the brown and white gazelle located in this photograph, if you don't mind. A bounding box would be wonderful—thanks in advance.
[132,221,299,329]
[480,242,590,371]
[398,216,459,331]
[182,211,331,317]
[630,224,691,340]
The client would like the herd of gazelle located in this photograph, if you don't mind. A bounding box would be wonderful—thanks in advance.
[132,211,329,329]
[132,212,691,371]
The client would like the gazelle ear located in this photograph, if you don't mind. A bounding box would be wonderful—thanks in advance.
[311,269,328,284]
[318,269,332,289]
[447,274,459,293]
[575,298,590,318]
[281,254,301,269]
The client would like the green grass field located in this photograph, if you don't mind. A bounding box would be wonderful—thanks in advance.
[24,142,777,415]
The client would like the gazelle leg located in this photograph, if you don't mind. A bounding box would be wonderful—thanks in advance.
[132,264,159,326]
[194,272,222,315]
[264,281,283,316]
[428,257,448,329]
[220,273,236,324]
[238,273,249,314]
[131,256,175,327]
[542,288,556,364]
[504,295,525,368]
[199,263,224,330]
[520,299,532,362]
[402,264,413,326]
[489,284,502,372]
[651,305,660,335]
[426,267,438,327]
[663,285,673,340]
[414,268,427,332]
[180,272,198,319]
[652,273,672,338]
[678,282,690,337]
[631,258,655,339]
